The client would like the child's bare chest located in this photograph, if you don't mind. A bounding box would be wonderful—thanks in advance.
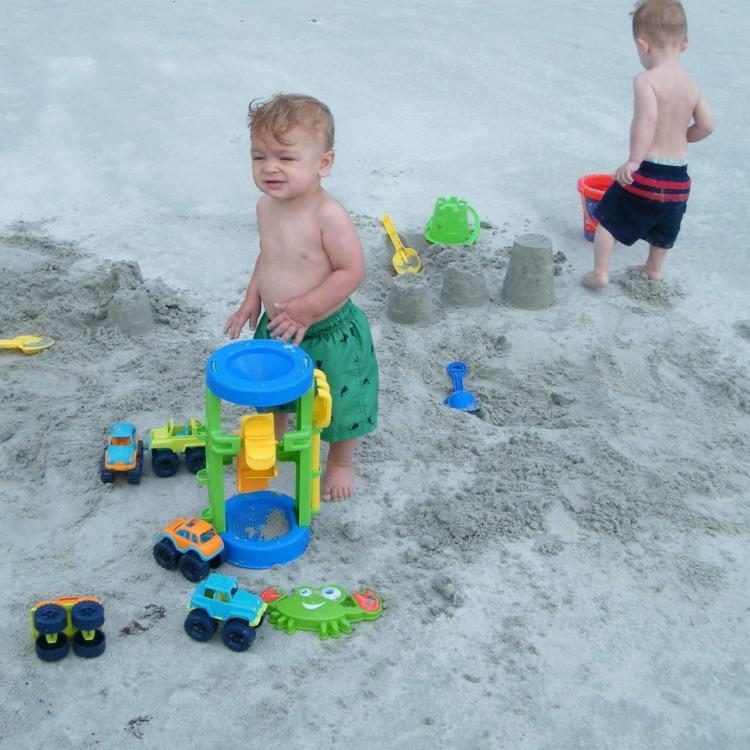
[260,204,325,260]
[261,224,327,266]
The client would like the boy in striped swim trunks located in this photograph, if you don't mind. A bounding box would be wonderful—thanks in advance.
[582,0,714,288]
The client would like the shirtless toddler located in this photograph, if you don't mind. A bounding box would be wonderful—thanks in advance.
[224,94,379,501]
[582,0,714,288]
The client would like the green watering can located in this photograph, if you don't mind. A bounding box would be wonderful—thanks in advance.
[424,196,480,245]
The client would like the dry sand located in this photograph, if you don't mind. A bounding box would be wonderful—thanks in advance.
[2,215,749,748]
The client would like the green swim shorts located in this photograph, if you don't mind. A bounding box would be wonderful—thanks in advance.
[254,299,379,443]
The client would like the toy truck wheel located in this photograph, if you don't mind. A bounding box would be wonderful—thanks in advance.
[71,601,105,631]
[178,551,209,583]
[153,539,180,570]
[221,618,256,652]
[100,455,114,484]
[128,442,144,484]
[72,629,106,658]
[34,603,67,635]
[185,447,206,474]
[35,632,70,662]
[208,553,222,570]
[151,449,179,478]
[184,608,217,642]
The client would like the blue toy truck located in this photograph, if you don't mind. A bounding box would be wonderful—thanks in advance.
[100,422,144,484]
[183,574,266,652]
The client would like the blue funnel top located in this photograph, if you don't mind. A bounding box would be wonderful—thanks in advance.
[206,340,313,407]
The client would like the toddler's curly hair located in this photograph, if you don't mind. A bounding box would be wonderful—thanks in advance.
[248,94,335,151]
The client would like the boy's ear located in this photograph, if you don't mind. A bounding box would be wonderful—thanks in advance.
[681,36,690,52]
[319,149,335,177]
[636,36,650,55]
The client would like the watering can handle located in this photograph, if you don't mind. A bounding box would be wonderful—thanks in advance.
[466,205,481,243]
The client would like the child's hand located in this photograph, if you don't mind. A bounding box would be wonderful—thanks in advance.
[267,299,314,346]
[615,161,640,186]
[223,299,260,339]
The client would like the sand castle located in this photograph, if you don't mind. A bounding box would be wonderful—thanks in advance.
[385,230,555,323]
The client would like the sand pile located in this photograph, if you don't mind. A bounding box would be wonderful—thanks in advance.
[2,220,748,748]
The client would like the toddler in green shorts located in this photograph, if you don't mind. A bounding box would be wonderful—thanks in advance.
[224,94,379,501]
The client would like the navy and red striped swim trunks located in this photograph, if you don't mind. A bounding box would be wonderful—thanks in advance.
[594,161,691,249]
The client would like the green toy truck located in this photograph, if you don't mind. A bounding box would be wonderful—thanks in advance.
[147,417,207,477]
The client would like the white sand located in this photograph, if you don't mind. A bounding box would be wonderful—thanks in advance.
[1,3,749,749]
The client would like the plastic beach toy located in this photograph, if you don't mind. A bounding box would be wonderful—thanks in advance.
[260,584,382,640]
[424,196,480,245]
[199,339,332,569]
[382,214,422,274]
[576,174,614,241]
[0,335,55,354]
[30,596,106,662]
[444,361,480,413]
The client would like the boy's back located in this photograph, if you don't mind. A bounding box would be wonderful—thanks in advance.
[639,63,701,160]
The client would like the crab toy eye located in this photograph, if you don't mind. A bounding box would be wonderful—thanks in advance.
[321,586,342,601]
[298,587,313,597]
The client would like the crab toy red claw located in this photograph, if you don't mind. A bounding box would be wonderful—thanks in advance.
[352,587,380,614]
[260,586,284,603]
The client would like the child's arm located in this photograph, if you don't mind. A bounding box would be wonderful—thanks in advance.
[615,74,658,186]
[687,92,715,142]
[224,255,262,339]
[268,203,364,345]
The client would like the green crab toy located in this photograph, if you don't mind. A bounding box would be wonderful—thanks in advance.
[259,584,381,640]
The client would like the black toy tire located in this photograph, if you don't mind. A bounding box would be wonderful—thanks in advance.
[100,455,114,483]
[184,609,217,642]
[151,449,179,478]
[221,618,256,652]
[71,601,105,631]
[179,551,209,583]
[153,539,179,570]
[127,444,144,484]
[35,632,69,662]
[185,447,206,474]
[208,553,222,569]
[34,603,67,635]
[72,629,106,658]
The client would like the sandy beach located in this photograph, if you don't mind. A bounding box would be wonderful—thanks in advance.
[1,2,749,749]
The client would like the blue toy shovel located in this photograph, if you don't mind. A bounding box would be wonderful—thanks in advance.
[443,362,480,413]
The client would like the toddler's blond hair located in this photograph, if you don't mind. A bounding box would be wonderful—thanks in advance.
[632,0,687,44]
[248,94,335,150]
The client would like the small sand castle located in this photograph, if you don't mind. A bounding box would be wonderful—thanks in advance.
[384,226,555,323]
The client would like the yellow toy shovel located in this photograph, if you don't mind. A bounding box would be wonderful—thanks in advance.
[382,214,422,274]
[0,335,55,354]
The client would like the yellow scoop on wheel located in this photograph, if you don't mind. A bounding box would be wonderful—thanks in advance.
[382,214,422,274]
[0,335,55,354]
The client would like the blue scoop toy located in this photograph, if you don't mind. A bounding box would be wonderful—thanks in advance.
[443,362,480,413]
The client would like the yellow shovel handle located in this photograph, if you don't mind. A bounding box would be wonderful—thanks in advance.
[382,214,405,254]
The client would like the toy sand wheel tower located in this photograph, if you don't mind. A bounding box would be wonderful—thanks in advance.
[199,340,331,568]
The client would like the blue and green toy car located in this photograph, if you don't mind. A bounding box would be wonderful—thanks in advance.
[183,574,266,652]
[100,422,144,484]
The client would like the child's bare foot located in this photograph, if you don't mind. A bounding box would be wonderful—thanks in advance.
[321,463,354,502]
[626,264,663,281]
[581,271,608,288]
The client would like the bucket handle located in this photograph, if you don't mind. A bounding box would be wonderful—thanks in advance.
[466,205,481,243]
